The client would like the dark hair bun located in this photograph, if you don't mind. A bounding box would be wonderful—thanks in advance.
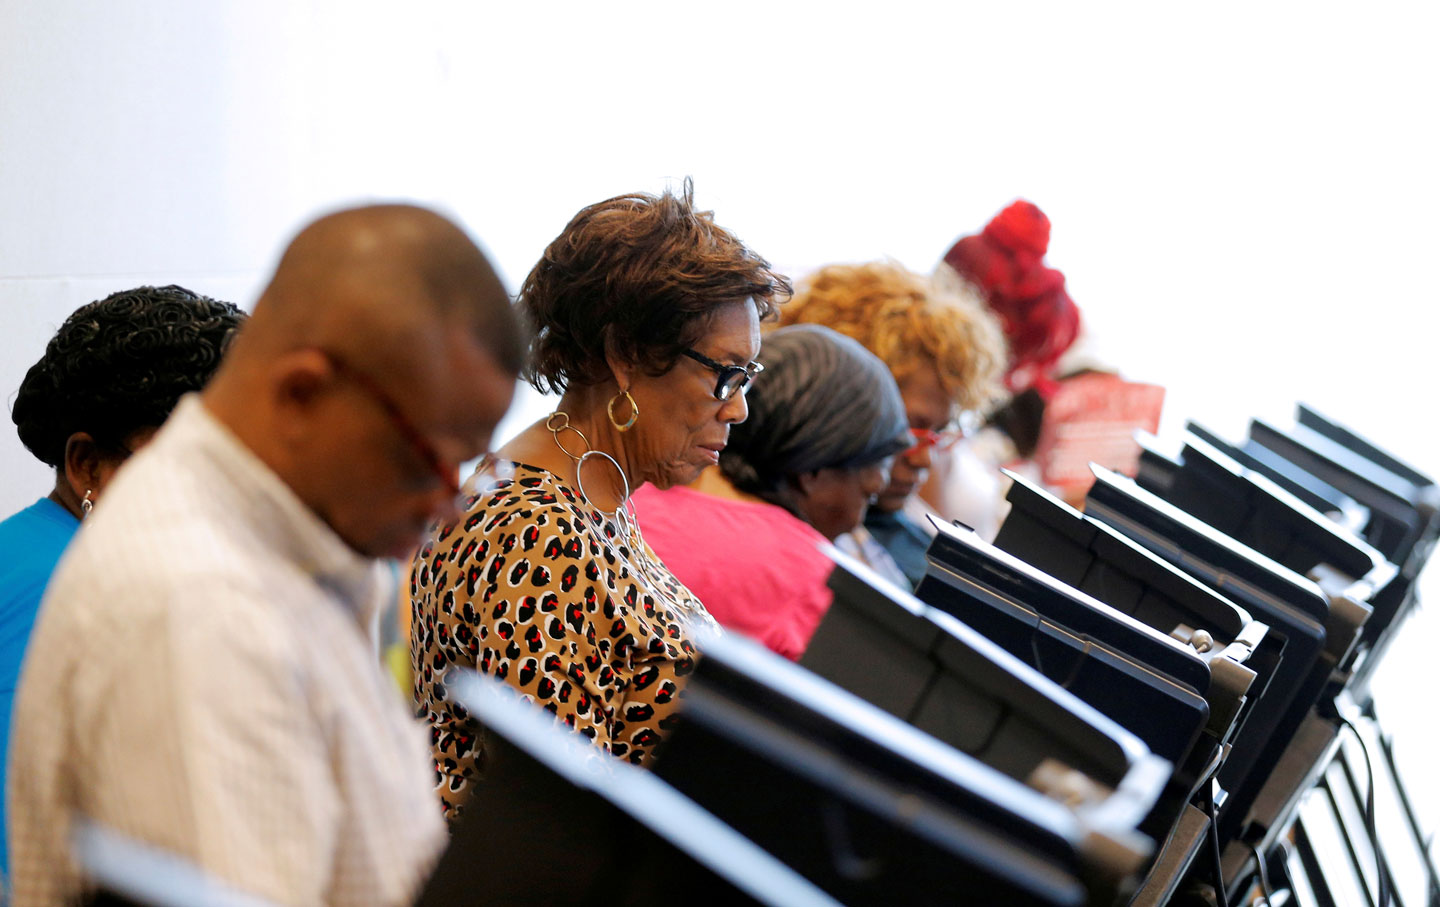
[12,285,246,467]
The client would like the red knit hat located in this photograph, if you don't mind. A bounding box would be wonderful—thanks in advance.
[941,200,1081,398]
[985,200,1051,260]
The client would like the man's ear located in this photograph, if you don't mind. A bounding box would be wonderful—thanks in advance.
[273,349,330,408]
[269,349,334,442]
[61,432,104,503]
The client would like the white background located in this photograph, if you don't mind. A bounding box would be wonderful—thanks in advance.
[3,0,1437,824]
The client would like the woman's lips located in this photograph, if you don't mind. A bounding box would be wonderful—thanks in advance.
[699,443,725,464]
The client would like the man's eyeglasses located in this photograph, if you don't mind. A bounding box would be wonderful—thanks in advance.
[321,351,462,499]
[908,426,966,453]
[681,348,764,402]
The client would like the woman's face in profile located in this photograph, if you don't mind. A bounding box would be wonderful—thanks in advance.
[873,364,952,514]
[627,299,761,491]
[794,458,893,541]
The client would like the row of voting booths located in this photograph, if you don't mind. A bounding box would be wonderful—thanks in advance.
[424,405,1438,907]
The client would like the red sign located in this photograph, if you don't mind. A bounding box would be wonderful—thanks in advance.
[1033,373,1165,503]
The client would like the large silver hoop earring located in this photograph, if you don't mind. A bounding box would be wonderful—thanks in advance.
[81,489,93,517]
[607,389,639,432]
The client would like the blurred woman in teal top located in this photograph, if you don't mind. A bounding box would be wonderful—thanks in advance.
[0,286,244,884]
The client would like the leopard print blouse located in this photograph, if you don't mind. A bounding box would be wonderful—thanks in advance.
[410,461,715,823]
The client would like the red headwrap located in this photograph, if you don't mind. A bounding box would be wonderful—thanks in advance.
[942,200,1081,399]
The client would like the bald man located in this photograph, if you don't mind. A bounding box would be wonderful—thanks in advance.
[6,206,521,906]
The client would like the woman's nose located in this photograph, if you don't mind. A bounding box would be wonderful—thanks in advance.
[720,389,749,424]
[905,441,933,471]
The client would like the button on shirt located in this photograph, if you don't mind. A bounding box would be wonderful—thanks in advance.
[6,396,446,906]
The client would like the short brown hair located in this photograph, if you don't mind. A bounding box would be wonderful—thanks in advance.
[779,261,1007,414]
[518,180,791,394]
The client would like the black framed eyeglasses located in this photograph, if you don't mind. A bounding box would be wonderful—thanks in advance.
[321,350,462,499]
[681,348,765,401]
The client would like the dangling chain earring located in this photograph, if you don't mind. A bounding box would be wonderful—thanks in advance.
[545,411,659,585]
[607,388,639,432]
[81,489,93,517]
[547,411,636,525]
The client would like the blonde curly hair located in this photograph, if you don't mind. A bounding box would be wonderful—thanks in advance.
[778,261,1007,415]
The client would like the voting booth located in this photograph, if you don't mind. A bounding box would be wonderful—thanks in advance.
[907,409,1439,905]
[409,403,1435,907]
[802,551,1171,826]
[653,628,1168,905]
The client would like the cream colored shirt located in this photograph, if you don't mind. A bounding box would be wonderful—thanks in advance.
[6,396,445,906]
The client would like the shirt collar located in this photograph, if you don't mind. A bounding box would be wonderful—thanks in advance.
[166,395,382,614]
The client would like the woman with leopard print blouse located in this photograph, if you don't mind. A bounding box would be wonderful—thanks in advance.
[410,180,791,822]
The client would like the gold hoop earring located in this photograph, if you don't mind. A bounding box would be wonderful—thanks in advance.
[607,389,639,432]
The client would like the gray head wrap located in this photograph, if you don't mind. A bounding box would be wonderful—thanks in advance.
[719,324,909,500]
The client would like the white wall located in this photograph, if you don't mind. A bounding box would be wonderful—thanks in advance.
[10,1,1436,512]
[0,0,463,507]
[3,0,1438,807]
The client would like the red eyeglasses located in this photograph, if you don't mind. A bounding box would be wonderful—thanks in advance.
[908,427,966,452]
[321,351,462,500]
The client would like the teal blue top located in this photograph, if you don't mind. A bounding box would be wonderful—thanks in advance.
[862,507,931,591]
[0,497,80,880]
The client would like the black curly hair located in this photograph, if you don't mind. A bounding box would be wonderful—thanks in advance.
[11,285,246,468]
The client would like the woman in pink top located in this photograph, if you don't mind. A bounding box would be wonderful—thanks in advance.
[632,325,910,659]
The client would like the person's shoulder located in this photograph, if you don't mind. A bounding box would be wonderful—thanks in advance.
[863,507,925,541]
[33,539,298,695]
[474,463,581,512]
[44,488,283,633]
[0,498,76,544]
[728,496,827,547]
[637,484,822,538]
[631,485,737,548]
[630,483,711,510]
[69,501,239,578]
[419,464,605,568]
[632,483,774,525]
[0,500,77,581]
[629,483,695,523]
[642,488,829,569]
